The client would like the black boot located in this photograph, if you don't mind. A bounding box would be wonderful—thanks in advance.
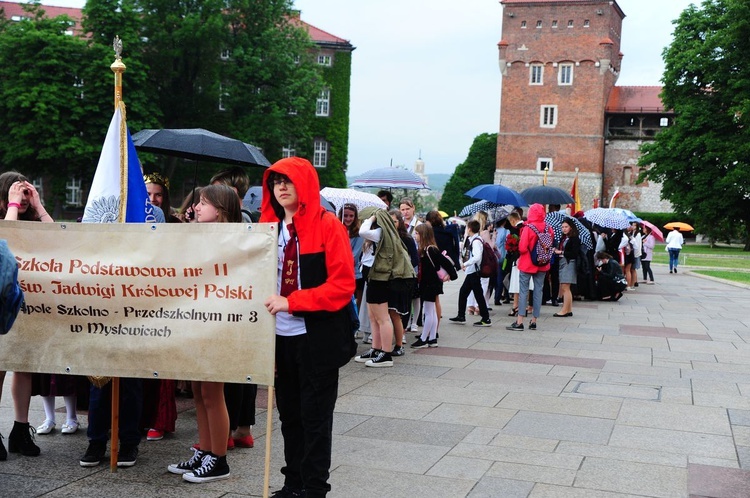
[8,421,40,457]
[0,433,7,461]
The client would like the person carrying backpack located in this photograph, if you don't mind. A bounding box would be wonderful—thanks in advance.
[507,204,553,331]
[449,220,491,327]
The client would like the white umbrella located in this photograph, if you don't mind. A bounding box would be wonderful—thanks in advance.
[320,187,387,213]
[349,167,429,190]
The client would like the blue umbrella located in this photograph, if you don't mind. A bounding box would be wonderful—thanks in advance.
[465,184,528,206]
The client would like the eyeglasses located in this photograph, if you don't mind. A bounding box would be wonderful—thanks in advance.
[272,178,292,187]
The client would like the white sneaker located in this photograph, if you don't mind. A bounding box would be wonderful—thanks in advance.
[61,420,79,434]
[36,420,55,435]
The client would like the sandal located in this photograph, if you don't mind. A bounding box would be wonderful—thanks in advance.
[507,307,518,317]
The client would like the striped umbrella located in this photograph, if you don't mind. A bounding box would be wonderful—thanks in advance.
[583,207,631,229]
[545,211,593,250]
[349,167,429,190]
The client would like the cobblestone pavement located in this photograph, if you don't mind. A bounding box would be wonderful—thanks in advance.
[1,265,749,497]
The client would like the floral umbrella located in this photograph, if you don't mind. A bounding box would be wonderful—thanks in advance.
[583,207,631,229]
[320,187,387,213]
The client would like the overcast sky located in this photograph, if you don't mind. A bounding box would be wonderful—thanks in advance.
[45,0,697,175]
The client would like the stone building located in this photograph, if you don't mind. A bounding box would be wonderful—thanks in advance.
[496,0,673,212]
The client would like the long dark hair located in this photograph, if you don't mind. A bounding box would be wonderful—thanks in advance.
[338,203,360,238]
[0,171,36,220]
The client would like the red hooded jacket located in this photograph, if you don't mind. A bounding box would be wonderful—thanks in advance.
[260,157,356,369]
[518,203,553,274]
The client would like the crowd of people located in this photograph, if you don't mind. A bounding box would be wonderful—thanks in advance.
[1,160,679,496]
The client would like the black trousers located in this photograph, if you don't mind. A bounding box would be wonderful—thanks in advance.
[457,272,489,321]
[224,383,258,429]
[87,378,142,446]
[275,334,339,498]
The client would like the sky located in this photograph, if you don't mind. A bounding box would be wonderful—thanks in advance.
[44,0,697,176]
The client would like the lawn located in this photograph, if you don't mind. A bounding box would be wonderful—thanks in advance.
[651,243,750,270]
[693,270,750,285]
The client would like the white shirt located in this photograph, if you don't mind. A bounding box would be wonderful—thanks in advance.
[275,223,306,337]
[464,234,483,275]
[665,230,684,249]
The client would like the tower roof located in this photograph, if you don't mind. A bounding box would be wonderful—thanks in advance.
[606,86,669,114]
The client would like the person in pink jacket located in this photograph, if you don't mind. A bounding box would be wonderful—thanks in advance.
[507,204,552,331]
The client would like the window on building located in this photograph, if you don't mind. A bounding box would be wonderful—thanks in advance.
[558,63,573,85]
[583,19,590,27]
[288,108,298,116]
[622,166,632,185]
[65,177,82,207]
[32,178,43,204]
[521,20,527,28]
[316,89,330,116]
[540,105,557,127]
[537,158,553,172]
[317,54,331,66]
[294,55,300,64]
[282,144,296,158]
[218,83,229,111]
[536,20,542,28]
[73,76,84,99]
[660,117,669,127]
[552,20,558,28]
[567,20,574,28]
[220,48,230,60]
[530,64,543,85]
[313,140,328,168]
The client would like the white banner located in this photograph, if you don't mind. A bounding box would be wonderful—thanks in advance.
[0,220,277,386]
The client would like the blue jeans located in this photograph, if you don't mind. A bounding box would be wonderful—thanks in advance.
[518,271,546,319]
[668,248,681,271]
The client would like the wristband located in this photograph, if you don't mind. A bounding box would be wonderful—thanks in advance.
[7,202,20,209]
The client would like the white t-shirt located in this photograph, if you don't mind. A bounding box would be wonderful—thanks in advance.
[275,223,306,337]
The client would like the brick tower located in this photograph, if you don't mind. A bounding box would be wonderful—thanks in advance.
[496,0,625,207]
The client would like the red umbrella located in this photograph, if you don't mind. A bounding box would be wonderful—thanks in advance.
[641,220,664,242]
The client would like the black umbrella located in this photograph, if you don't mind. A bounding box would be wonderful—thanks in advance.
[132,128,271,167]
[241,185,336,213]
[521,185,574,205]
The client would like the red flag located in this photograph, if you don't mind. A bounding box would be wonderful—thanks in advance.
[569,176,581,213]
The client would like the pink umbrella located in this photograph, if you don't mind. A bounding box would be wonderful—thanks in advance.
[641,220,664,242]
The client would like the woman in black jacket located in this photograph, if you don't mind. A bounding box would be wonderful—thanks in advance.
[553,218,580,317]
[411,224,457,348]
[426,211,461,270]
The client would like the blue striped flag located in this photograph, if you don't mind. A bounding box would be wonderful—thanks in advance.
[82,102,155,223]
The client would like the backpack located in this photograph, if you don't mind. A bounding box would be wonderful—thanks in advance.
[473,238,498,278]
[528,225,554,266]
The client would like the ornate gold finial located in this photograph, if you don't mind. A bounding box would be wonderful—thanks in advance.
[113,35,123,60]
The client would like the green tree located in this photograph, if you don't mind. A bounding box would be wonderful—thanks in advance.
[439,133,497,216]
[638,0,750,249]
[223,0,323,171]
[0,4,100,215]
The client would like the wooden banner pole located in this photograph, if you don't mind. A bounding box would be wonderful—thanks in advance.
[263,386,275,498]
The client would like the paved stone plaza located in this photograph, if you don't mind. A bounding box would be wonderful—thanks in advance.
[1,266,749,497]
